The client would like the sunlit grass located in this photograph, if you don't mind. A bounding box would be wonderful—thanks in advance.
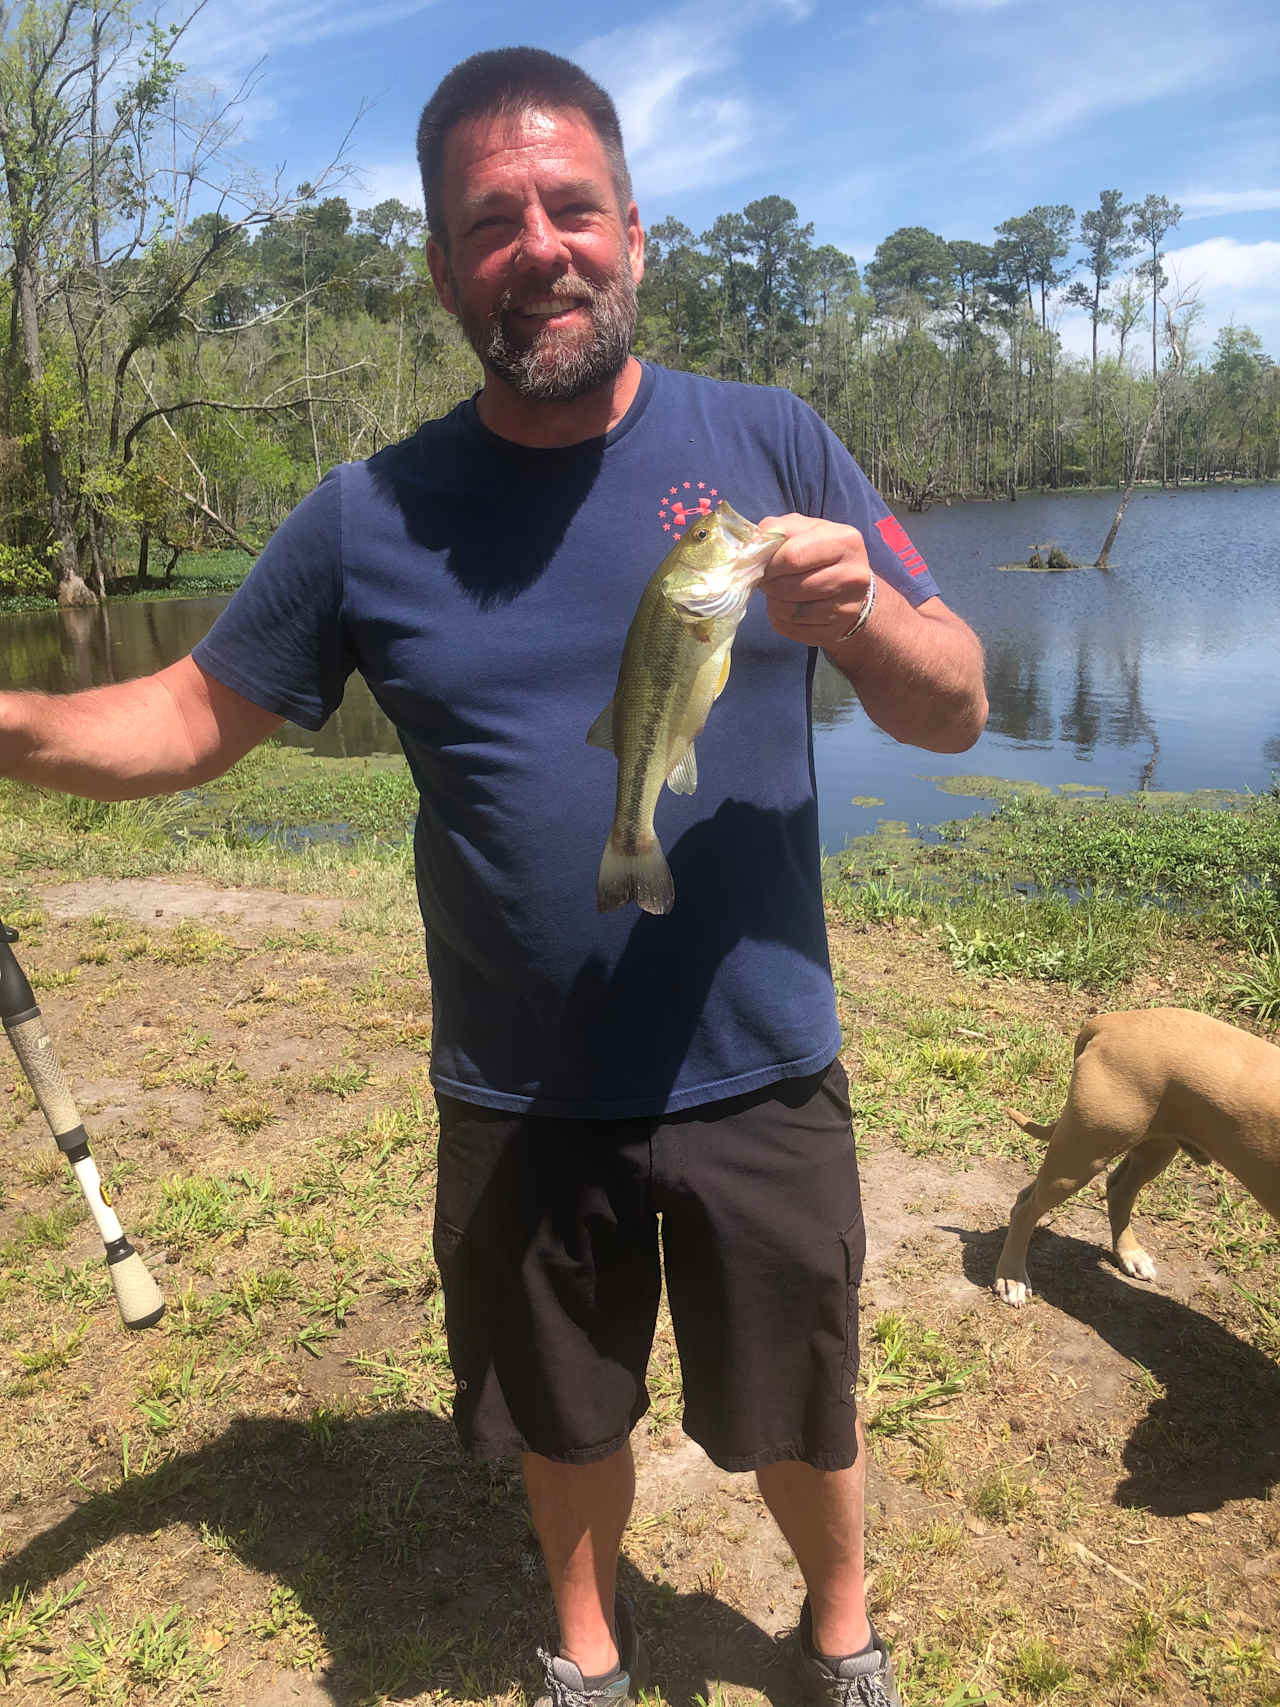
[826,787,1280,987]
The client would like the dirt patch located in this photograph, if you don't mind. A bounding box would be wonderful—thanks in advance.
[39,876,346,932]
[1,883,1277,1706]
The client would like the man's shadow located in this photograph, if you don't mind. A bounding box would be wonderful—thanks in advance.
[953,1223,1280,1512]
[0,1409,791,1705]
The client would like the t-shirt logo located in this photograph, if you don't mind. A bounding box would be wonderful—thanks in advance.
[875,514,929,577]
[659,480,718,540]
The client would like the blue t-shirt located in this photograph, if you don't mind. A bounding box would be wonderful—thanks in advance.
[193,363,940,1117]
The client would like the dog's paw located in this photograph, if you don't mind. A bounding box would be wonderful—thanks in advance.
[1117,1245,1157,1282]
[994,1275,1032,1308]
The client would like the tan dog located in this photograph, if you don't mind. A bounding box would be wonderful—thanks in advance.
[995,1008,1280,1307]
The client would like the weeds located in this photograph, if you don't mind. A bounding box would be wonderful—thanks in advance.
[36,1605,215,1699]
[970,1468,1039,1523]
[0,1199,84,1263]
[830,789,1280,988]
[861,1313,974,1445]
[147,1174,254,1242]
[1225,930,1280,1022]
[1003,1637,1072,1699]
[0,1583,84,1683]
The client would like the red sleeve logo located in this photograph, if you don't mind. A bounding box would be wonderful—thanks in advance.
[875,514,929,577]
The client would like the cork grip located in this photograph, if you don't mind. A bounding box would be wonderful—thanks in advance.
[6,1011,82,1137]
[4,1008,164,1329]
[104,1245,166,1329]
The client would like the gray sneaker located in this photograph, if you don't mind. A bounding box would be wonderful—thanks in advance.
[796,1597,901,1707]
[534,1594,646,1707]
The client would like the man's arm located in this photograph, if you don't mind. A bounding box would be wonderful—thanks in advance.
[0,656,285,800]
[759,514,987,754]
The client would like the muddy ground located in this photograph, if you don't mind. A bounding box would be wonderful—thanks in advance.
[1,877,1278,1706]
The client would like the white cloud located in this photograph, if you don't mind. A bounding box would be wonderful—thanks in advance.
[981,50,1224,154]
[576,0,802,201]
[1055,238,1280,363]
[167,0,438,137]
[1162,235,1280,297]
[963,0,1257,156]
[1180,188,1280,218]
[349,160,425,213]
[179,0,438,76]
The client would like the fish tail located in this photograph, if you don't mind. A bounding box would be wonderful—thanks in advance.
[596,831,675,915]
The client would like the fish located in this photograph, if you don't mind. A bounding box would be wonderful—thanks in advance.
[587,500,785,914]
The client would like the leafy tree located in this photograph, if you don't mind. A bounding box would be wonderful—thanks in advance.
[0,0,185,600]
[740,196,813,381]
[994,205,1075,330]
[0,0,362,599]
[1130,193,1182,380]
[636,218,715,369]
[700,212,753,380]
[863,226,954,316]
[1065,191,1137,375]
[945,240,997,331]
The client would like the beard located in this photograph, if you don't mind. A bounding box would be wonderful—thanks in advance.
[452,263,638,403]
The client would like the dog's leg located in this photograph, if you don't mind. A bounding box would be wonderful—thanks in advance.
[995,1112,1135,1307]
[1105,1136,1180,1280]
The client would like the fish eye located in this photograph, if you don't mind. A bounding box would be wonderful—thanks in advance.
[693,527,708,540]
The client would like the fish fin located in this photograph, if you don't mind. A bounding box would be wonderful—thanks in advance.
[713,650,732,700]
[596,839,675,915]
[585,702,616,752]
[666,744,697,795]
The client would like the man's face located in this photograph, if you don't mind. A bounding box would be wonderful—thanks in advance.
[427,107,644,403]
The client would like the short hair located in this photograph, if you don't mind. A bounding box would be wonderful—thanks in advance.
[417,47,632,249]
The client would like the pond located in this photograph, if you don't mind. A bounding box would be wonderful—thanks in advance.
[3,483,1278,852]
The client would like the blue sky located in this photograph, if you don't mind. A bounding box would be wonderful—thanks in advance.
[173,0,1280,362]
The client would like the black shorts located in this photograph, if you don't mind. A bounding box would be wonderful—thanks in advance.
[431,1060,865,1472]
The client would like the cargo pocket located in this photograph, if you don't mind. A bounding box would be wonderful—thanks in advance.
[838,1214,867,1407]
[432,1215,464,1281]
[430,1218,466,1392]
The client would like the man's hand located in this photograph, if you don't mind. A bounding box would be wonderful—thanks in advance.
[757,510,988,755]
[758,514,874,651]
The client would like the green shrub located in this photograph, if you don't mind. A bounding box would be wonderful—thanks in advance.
[0,544,48,594]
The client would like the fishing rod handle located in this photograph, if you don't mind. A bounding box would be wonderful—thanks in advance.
[3,1000,165,1331]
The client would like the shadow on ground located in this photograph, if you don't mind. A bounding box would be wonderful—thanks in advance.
[0,1409,795,1706]
[951,1222,1280,1514]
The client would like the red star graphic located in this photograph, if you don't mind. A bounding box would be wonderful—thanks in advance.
[710,487,718,496]
[663,522,671,531]
[697,481,705,489]
[669,486,677,495]
[683,481,691,489]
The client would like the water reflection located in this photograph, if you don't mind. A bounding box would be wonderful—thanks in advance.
[2,484,1277,850]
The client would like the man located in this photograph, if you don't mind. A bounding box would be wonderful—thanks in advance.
[0,47,986,1707]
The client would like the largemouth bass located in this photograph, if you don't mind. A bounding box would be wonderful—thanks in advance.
[587,500,785,914]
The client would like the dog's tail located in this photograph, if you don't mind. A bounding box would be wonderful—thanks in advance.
[1007,1106,1055,1142]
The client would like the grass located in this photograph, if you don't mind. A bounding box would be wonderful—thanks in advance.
[0,548,251,616]
[0,779,1278,1706]
[1226,930,1280,1021]
[827,784,1280,990]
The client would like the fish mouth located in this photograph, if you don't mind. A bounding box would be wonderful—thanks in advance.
[668,504,786,620]
[713,501,786,578]
[715,500,775,549]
